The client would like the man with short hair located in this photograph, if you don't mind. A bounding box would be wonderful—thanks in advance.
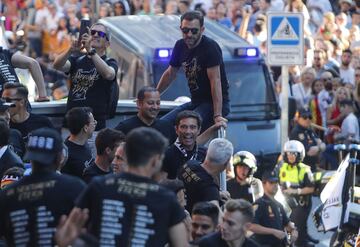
[157,11,230,132]
[191,202,219,241]
[0,119,23,179]
[318,71,334,126]
[115,86,176,143]
[1,83,54,142]
[0,99,24,157]
[250,171,298,247]
[313,49,328,78]
[0,128,86,246]
[195,199,260,247]
[335,99,359,142]
[83,128,125,183]
[112,142,127,174]
[162,110,207,179]
[339,49,355,86]
[76,127,188,246]
[53,22,118,130]
[179,138,233,212]
[62,107,96,178]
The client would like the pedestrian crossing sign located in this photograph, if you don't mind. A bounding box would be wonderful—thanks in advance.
[267,12,304,65]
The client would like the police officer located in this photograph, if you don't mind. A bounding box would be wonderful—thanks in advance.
[250,170,298,247]
[0,128,86,246]
[277,140,316,247]
[289,108,326,171]
[227,151,263,203]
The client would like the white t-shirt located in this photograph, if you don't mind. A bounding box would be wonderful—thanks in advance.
[291,83,312,109]
[341,112,359,141]
[340,67,355,86]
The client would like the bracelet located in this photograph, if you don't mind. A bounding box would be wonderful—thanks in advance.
[213,115,222,119]
[297,188,301,195]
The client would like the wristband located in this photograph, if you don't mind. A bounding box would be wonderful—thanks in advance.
[87,48,96,56]
[213,115,222,119]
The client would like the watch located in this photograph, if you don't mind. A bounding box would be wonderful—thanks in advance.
[88,48,96,56]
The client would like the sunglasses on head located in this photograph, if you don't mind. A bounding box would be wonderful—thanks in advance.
[90,30,108,40]
[181,27,199,34]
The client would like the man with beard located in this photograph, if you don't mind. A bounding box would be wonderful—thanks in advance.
[339,49,355,87]
[157,11,230,132]
[115,86,176,143]
[190,202,219,241]
[162,110,207,179]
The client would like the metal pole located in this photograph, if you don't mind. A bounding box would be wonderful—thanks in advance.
[218,127,227,191]
[281,65,289,149]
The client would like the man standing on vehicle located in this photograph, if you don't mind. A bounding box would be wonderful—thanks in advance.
[156,11,230,132]
[53,22,118,130]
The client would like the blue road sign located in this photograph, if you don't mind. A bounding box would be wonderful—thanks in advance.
[270,16,300,45]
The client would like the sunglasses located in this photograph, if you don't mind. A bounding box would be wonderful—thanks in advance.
[301,115,312,120]
[286,151,298,156]
[181,27,199,34]
[90,30,108,40]
[2,97,22,103]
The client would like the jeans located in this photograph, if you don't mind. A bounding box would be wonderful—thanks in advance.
[161,101,230,132]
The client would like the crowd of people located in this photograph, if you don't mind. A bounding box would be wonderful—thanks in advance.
[1,0,360,245]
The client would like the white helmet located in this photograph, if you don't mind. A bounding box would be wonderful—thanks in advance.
[233,150,257,176]
[283,140,305,163]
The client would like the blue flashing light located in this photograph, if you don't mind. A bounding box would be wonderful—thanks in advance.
[155,48,172,59]
[234,47,258,58]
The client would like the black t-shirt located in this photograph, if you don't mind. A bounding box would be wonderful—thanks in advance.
[82,160,111,183]
[162,143,207,179]
[169,35,229,104]
[67,54,118,130]
[62,138,94,179]
[9,128,25,158]
[76,172,186,246]
[10,113,54,143]
[195,231,260,247]
[0,171,86,246]
[115,115,176,143]
[0,48,20,95]
[179,161,220,212]
[253,194,289,246]
[227,178,254,203]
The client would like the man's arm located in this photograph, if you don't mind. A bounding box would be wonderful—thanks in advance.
[168,222,189,247]
[249,223,287,240]
[157,65,179,94]
[207,65,224,123]
[90,54,115,80]
[53,46,72,73]
[11,52,47,99]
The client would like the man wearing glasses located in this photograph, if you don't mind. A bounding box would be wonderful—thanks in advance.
[157,11,229,133]
[289,108,326,172]
[53,22,118,131]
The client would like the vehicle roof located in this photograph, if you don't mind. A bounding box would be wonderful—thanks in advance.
[100,15,254,60]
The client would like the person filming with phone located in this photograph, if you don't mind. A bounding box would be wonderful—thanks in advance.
[53,21,118,131]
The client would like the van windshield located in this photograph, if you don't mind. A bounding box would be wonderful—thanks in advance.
[153,61,279,119]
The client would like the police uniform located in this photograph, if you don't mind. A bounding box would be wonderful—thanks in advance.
[289,109,320,172]
[227,177,263,203]
[252,171,290,247]
[279,162,314,247]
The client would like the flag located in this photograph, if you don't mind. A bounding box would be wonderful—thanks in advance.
[320,154,350,231]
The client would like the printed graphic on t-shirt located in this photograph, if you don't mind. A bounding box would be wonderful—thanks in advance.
[183,58,200,92]
[71,68,99,100]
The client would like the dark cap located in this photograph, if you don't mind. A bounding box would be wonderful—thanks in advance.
[0,99,14,112]
[24,128,63,165]
[262,170,279,182]
[298,108,312,118]
[160,179,184,193]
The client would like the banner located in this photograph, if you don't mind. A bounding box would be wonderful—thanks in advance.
[320,154,349,231]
